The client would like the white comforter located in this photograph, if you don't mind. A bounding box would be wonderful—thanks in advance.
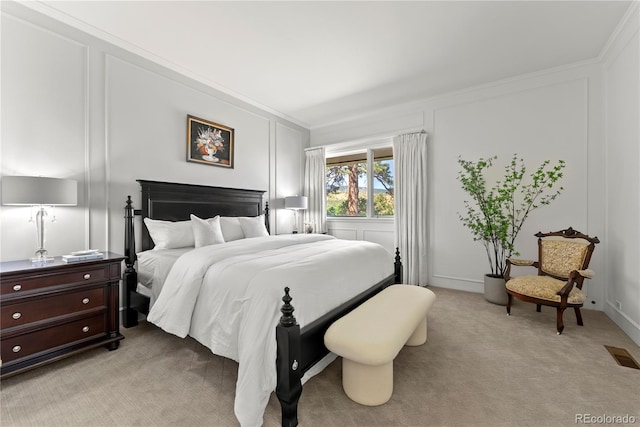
[147,234,393,427]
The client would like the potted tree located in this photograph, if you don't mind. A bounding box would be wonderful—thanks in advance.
[457,154,566,304]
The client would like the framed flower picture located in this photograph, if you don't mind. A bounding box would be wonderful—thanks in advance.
[187,115,234,168]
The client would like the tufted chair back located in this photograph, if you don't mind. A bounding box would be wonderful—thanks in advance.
[539,239,591,281]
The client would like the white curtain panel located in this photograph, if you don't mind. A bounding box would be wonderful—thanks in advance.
[393,132,428,285]
[304,147,327,233]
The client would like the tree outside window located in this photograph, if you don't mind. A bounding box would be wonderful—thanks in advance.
[326,148,394,217]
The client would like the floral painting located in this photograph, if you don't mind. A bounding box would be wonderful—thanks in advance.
[187,115,234,168]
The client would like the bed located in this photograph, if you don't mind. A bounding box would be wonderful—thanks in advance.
[122,180,402,427]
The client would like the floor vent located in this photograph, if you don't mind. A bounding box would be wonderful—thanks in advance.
[605,345,640,369]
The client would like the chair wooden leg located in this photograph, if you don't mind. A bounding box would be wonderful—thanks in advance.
[556,307,565,334]
[507,294,512,315]
[574,307,584,326]
[536,304,542,312]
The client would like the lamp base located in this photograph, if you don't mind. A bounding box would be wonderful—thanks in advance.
[31,255,54,264]
[32,249,53,264]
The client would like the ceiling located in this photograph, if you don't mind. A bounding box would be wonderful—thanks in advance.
[25,1,632,128]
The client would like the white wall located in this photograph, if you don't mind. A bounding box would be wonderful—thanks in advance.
[602,3,640,344]
[0,11,87,259]
[0,3,310,264]
[432,78,593,291]
[272,123,306,234]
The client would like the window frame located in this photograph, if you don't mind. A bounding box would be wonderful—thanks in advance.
[324,138,394,220]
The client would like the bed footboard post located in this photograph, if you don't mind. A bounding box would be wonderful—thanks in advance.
[394,247,403,284]
[276,287,302,427]
[123,196,139,328]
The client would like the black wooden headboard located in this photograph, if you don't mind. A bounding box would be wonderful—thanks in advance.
[136,180,268,252]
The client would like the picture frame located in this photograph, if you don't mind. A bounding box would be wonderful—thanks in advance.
[187,115,234,168]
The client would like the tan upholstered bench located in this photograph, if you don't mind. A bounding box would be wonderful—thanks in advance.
[324,284,436,406]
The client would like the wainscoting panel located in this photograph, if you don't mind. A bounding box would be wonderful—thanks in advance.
[327,219,394,255]
[329,228,358,241]
[362,229,395,255]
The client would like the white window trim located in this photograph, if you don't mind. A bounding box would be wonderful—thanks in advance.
[324,136,394,158]
[326,216,394,223]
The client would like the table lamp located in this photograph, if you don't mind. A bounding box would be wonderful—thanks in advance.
[284,195,308,233]
[2,176,78,262]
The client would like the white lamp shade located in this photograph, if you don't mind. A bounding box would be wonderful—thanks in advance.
[285,195,308,210]
[2,176,78,206]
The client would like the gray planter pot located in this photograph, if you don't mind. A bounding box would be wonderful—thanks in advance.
[484,274,508,305]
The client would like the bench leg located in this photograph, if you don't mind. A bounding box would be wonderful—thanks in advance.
[406,317,427,346]
[342,358,393,406]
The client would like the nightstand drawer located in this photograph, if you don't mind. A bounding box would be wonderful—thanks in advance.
[1,314,106,364]
[1,266,109,295]
[0,253,124,378]
[1,287,105,329]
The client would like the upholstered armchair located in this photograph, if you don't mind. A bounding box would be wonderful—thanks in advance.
[504,227,600,334]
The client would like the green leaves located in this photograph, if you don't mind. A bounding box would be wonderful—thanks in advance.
[457,154,566,277]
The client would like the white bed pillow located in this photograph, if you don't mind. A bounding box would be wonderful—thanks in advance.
[191,214,225,247]
[144,217,194,250]
[219,217,245,242]
[238,215,269,238]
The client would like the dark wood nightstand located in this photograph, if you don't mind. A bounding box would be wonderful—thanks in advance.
[0,252,125,378]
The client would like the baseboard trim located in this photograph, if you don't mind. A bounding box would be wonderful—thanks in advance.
[605,302,640,346]
[430,275,482,294]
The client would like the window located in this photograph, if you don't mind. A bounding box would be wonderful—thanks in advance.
[326,147,394,217]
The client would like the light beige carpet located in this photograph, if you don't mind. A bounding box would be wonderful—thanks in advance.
[1,286,639,427]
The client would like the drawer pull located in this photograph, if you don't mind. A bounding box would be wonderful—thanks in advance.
[82,298,90,304]
[13,284,22,291]
[82,326,90,333]
[12,345,21,353]
[83,274,91,280]
[12,312,22,320]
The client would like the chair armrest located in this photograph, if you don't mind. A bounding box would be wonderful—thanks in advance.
[505,258,538,282]
[576,269,595,279]
[507,258,535,267]
[557,269,594,301]
[557,281,575,299]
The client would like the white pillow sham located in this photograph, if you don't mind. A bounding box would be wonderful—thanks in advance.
[144,214,268,249]
[191,214,225,247]
[238,215,269,238]
[219,216,245,242]
[144,217,194,250]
